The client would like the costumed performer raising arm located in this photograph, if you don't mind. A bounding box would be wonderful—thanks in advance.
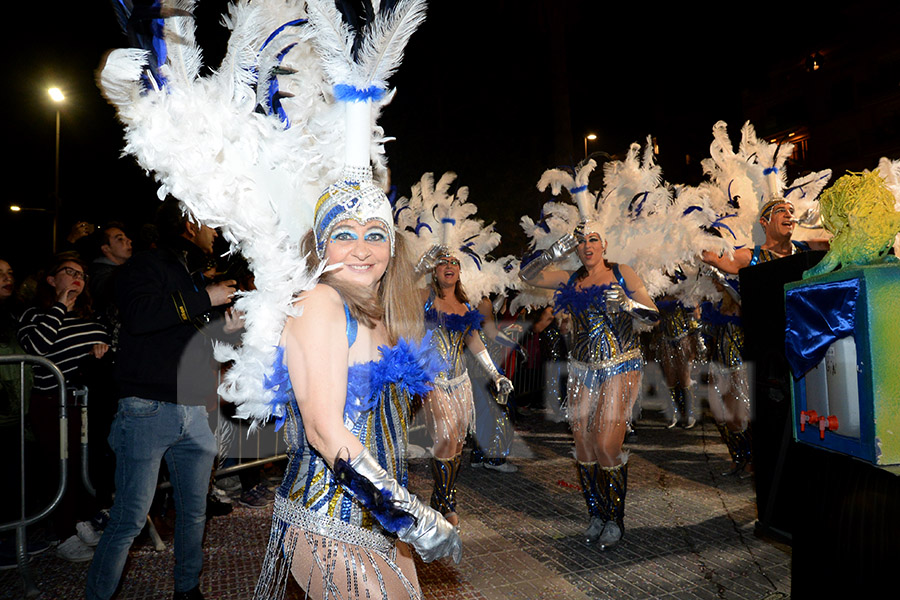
[520,224,657,551]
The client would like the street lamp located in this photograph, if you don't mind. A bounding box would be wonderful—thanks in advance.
[584,133,597,159]
[48,87,65,254]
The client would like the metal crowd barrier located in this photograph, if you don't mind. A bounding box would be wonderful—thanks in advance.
[0,355,69,599]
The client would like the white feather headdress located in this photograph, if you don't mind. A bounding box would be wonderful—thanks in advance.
[395,172,510,302]
[98,0,426,427]
[595,137,728,303]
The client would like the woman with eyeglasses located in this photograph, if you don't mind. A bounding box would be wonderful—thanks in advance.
[420,251,513,529]
[17,255,109,561]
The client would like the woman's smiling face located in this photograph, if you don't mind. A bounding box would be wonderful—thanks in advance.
[324,219,391,289]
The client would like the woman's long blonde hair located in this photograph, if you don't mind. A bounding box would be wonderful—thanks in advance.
[300,230,424,344]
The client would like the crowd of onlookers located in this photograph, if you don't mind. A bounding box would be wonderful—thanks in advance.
[0,207,279,574]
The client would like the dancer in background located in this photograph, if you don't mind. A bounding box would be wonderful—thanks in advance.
[397,171,514,528]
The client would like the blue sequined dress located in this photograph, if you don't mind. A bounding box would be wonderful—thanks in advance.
[254,306,440,600]
[422,293,483,443]
[553,267,643,433]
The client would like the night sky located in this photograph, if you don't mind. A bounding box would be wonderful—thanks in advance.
[0,1,890,274]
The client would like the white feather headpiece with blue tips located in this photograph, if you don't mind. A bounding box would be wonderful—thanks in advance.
[98,0,427,428]
[395,171,511,302]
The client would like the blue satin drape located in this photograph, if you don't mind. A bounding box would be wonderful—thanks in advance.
[784,279,860,378]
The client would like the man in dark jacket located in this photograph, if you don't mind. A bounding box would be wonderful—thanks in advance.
[86,198,238,600]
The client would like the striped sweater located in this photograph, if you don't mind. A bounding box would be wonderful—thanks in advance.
[17,303,109,392]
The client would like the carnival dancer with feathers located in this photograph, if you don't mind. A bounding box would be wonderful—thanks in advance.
[517,159,660,550]
[97,1,459,599]
[395,172,515,528]
[698,121,832,475]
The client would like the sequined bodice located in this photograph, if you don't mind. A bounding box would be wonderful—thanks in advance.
[554,278,639,364]
[656,299,698,340]
[266,336,439,530]
[424,300,483,380]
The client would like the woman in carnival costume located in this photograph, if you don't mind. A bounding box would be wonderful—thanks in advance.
[518,159,659,550]
[395,172,516,527]
[697,121,832,474]
[98,1,460,598]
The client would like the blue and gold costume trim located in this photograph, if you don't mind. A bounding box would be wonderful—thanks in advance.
[553,268,643,432]
[255,321,440,600]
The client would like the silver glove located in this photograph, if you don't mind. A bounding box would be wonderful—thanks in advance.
[474,349,514,403]
[415,244,448,275]
[519,234,578,282]
[603,284,659,324]
[350,448,462,563]
[795,205,822,229]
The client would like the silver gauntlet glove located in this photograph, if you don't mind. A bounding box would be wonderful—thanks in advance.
[518,234,578,282]
[474,349,514,403]
[603,284,660,325]
[350,448,462,563]
[415,244,448,275]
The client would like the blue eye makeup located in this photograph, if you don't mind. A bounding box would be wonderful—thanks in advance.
[330,227,359,242]
[364,227,388,242]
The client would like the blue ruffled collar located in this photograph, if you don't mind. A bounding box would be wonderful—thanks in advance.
[424,306,483,333]
[553,280,612,315]
[263,331,443,431]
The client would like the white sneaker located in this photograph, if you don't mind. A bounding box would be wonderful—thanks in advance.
[57,534,94,563]
[216,475,242,492]
[484,461,518,473]
[76,521,101,547]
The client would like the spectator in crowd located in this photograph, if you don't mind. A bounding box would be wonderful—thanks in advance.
[16,255,109,562]
[0,257,49,567]
[85,197,239,600]
[86,222,134,508]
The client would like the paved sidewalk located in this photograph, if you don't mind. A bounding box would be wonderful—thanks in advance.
[1,404,790,600]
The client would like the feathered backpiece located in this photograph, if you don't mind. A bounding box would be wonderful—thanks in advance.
[509,199,582,313]
[395,172,510,301]
[699,120,832,249]
[507,163,592,312]
[597,137,729,303]
[98,0,426,428]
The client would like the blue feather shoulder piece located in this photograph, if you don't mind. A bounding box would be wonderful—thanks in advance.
[424,307,484,333]
[345,330,444,423]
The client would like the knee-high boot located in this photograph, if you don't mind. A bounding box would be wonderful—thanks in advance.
[576,461,604,543]
[666,387,681,429]
[716,423,753,475]
[429,455,462,517]
[596,462,627,550]
[681,387,696,429]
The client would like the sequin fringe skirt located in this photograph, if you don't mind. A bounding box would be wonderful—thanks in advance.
[253,495,421,600]
[566,349,643,434]
[425,370,476,445]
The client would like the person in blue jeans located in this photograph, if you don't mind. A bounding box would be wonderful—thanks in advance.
[85,198,241,600]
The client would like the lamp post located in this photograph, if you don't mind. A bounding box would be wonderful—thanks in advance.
[584,133,597,159]
[48,87,64,254]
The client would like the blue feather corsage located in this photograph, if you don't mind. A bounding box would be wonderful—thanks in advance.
[344,330,444,424]
[424,307,484,333]
[553,281,611,315]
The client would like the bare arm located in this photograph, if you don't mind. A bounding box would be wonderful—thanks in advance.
[523,268,572,290]
[282,284,362,468]
[702,248,752,275]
